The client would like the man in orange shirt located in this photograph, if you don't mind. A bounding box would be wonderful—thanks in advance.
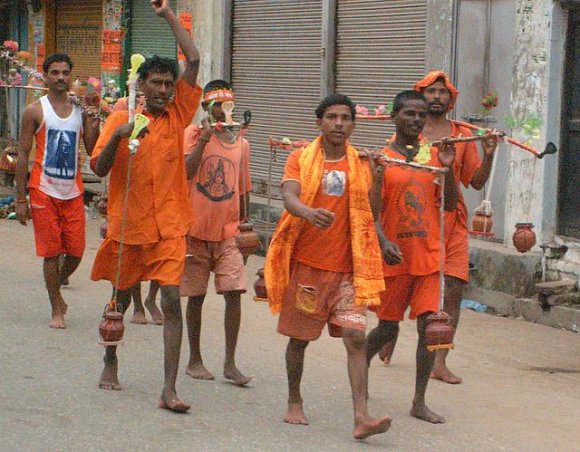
[180,79,252,386]
[377,72,498,384]
[366,90,458,424]
[90,0,202,413]
[264,94,393,440]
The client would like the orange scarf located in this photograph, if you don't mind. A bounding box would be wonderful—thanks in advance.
[264,136,385,314]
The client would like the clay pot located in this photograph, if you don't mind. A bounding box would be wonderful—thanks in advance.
[99,221,108,240]
[99,309,125,343]
[254,267,268,300]
[236,222,260,259]
[512,222,536,253]
[471,211,493,233]
[96,197,108,217]
[425,311,454,351]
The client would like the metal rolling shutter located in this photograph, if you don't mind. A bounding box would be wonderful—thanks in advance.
[130,0,177,59]
[55,0,102,82]
[231,0,323,194]
[336,0,427,148]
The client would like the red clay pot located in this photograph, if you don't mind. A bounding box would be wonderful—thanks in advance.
[425,311,454,350]
[254,267,268,300]
[236,222,260,259]
[471,211,493,233]
[99,310,124,343]
[512,222,536,253]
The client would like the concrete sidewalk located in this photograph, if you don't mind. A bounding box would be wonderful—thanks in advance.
[1,218,579,451]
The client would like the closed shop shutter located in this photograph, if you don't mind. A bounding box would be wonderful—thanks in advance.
[130,0,177,59]
[55,0,102,82]
[231,0,323,193]
[336,0,427,148]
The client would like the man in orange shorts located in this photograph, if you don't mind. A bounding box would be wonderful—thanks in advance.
[15,52,100,329]
[90,0,202,413]
[366,90,458,424]
[180,79,252,386]
[265,93,393,440]
[377,72,498,384]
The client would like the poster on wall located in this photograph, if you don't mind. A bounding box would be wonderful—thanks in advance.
[101,30,124,74]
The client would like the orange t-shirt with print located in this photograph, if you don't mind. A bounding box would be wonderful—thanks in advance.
[283,148,353,273]
[91,79,203,245]
[184,125,252,241]
[380,144,443,276]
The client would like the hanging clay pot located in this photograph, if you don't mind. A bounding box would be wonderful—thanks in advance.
[99,220,108,240]
[99,309,125,343]
[425,311,455,352]
[471,211,493,233]
[236,222,260,260]
[254,267,268,300]
[512,222,536,253]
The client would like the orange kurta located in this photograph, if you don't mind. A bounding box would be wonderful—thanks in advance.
[91,80,202,245]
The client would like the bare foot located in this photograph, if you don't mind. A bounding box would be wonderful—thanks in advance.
[145,300,164,325]
[60,277,70,286]
[130,311,147,325]
[353,415,392,440]
[378,340,396,366]
[224,364,252,386]
[49,302,68,329]
[98,361,121,390]
[430,365,463,384]
[284,402,309,425]
[185,362,215,380]
[159,394,191,413]
[410,403,445,424]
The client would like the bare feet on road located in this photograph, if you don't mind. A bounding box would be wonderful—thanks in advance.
[98,361,121,391]
[186,362,215,380]
[353,415,392,440]
[224,364,252,386]
[410,403,445,424]
[284,402,309,425]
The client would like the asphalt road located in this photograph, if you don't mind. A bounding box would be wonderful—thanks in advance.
[1,218,579,451]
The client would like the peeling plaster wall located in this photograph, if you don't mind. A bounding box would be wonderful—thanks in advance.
[425,0,455,74]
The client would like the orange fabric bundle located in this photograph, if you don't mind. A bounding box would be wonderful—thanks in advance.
[264,136,385,314]
[413,70,459,111]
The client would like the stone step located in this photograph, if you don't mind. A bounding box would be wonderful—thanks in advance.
[535,280,577,296]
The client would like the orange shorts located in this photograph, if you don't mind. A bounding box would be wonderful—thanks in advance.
[29,188,85,258]
[180,236,246,297]
[371,273,440,321]
[277,261,367,341]
[444,211,469,282]
[91,236,186,290]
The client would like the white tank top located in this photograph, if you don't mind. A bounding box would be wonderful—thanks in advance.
[36,96,83,199]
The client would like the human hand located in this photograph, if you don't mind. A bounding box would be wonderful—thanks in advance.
[114,123,149,140]
[360,148,385,182]
[151,0,171,17]
[16,201,29,226]
[200,117,213,141]
[437,140,456,168]
[84,107,101,130]
[304,208,335,229]
[380,238,403,265]
[481,132,498,156]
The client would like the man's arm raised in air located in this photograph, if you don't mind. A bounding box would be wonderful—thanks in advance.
[151,0,200,86]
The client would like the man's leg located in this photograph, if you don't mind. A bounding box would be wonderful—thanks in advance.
[410,313,445,423]
[431,275,463,384]
[158,284,190,412]
[58,254,81,286]
[44,256,68,329]
[223,291,251,385]
[98,288,132,390]
[378,335,399,365]
[285,338,309,425]
[145,281,163,325]
[130,282,147,324]
[343,328,392,440]
[185,295,214,380]
[366,320,399,366]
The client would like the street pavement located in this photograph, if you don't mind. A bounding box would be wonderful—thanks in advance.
[1,218,579,451]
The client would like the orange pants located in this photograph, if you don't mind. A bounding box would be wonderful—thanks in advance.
[29,188,85,258]
[371,273,440,321]
[91,236,186,290]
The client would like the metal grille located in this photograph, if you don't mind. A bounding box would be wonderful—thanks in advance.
[130,0,177,60]
[336,0,427,149]
[231,0,323,195]
[55,0,103,82]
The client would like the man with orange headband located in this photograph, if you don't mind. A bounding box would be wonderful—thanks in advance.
[377,71,497,385]
[90,0,202,412]
[180,79,252,386]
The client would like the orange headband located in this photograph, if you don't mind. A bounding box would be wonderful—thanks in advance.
[203,89,235,104]
[413,70,459,111]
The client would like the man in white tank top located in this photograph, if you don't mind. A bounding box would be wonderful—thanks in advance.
[15,53,100,329]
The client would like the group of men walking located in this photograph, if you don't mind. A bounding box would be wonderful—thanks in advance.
[15,0,498,441]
